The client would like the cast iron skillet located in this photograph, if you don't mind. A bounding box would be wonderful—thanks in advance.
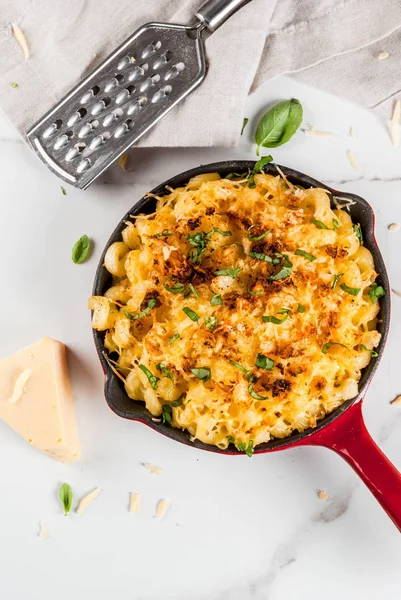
[93,161,401,530]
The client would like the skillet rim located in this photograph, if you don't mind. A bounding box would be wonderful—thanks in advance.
[92,160,391,454]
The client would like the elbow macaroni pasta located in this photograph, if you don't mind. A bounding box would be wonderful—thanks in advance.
[89,171,382,452]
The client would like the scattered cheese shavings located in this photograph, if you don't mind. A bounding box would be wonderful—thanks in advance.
[143,462,163,475]
[76,487,101,515]
[118,153,129,171]
[154,499,169,520]
[11,23,30,60]
[318,489,328,500]
[303,128,333,137]
[333,196,356,211]
[8,369,31,404]
[391,100,401,146]
[350,126,357,138]
[151,417,161,423]
[391,395,401,406]
[388,223,400,232]
[38,521,49,539]
[129,493,140,513]
[347,150,360,171]
[391,289,401,297]
[377,51,390,60]
[129,56,136,63]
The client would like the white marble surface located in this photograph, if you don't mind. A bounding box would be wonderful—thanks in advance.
[0,76,401,600]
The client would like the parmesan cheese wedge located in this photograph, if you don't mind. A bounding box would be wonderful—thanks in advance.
[0,338,81,462]
[76,487,101,515]
[154,499,169,521]
[129,493,141,513]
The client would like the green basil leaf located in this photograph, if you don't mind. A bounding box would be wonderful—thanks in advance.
[156,362,174,390]
[171,394,184,407]
[245,285,263,297]
[248,155,273,187]
[154,229,172,238]
[332,273,344,290]
[262,312,289,324]
[294,248,316,262]
[236,440,254,457]
[188,283,198,299]
[210,294,223,306]
[59,483,73,516]
[241,117,249,135]
[248,384,269,400]
[247,226,272,242]
[182,307,200,322]
[187,232,207,265]
[207,228,232,238]
[227,436,235,445]
[255,99,303,154]
[268,254,293,281]
[72,234,92,264]
[359,344,378,357]
[138,364,159,390]
[61,186,67,196]
[225,172,247,180]
[368,282,385,303]
[164,282,185,293]
[191,367,211,382]
[169,333,180,345]
[205,315,218,331]
[310,218,328,230]
[215,267,241,279]
[124,298,156,321]
[353,224,363,245]
[255,353,274,370]
[297,304,305,313]
[249,251,280,264]
[332,218,340,231]
[229,360,253,382]
[322,342,347,354]
[162,404,172,424]
[340,283,361,296]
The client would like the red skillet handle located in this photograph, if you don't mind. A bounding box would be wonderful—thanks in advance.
[302,400,401,531]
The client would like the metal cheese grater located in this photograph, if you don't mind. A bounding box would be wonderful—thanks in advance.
[26,0,251,190]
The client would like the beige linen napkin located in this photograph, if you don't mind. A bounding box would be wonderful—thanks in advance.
[1,0,401,147]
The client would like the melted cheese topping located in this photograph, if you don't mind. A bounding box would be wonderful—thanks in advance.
[89,172,382,451]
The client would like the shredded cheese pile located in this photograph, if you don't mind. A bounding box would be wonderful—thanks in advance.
[89,171,382,452]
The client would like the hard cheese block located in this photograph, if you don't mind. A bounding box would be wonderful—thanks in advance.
[0,337,81,462]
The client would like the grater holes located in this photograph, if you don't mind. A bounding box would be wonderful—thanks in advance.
[65,142,86,162]
[91,97,111,116]
[115,86,136,105]
[117,55,136,70]
[54,130,73,150]
[128,63,148,82]
[80,85,100,104]
[127,95,147,115]
[151,85,172,103]
[42,119,63,139]
[142,40,162,59]
[102,108,123,127]
[77,158,91,173]
[153,51,173,70]
[67,108,87,127]
[104,74,124,92]
[165,62,185,81]
[89,131,111,150]
[114,119,134,139]
[78,119,99,139]
[140,74,160,92]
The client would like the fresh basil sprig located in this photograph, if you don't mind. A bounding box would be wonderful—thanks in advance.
[59,483,73,516]
[297,304,305,313]
[162,404,172,424]
[227,436,254,457]
[182,307,200,322]
[210,294,223,306]
[322,342,347,354]
[249,251,280,264]
[215,267,241,279]
[248,155,273,187]
[169,333,180,344]
[269,255,293,281]
[332,273,344,290]
[156,362,174,396]
[247,226,272,242]
[353,224,363,244]
[263,308,290,324]
[368,282,385,303]
[124,298,156,321]
[72,235,92,264]
[359,344,378,357]
[255,99,303,155]
[138,364,159,390]
[340,282,361,296]
[310,218,328,230]
[255,353,274,370]
[164,282,185,294]
[230,360,269,400]
[294,249,316,262]
[205,316,218,331]
[191,367,211,382]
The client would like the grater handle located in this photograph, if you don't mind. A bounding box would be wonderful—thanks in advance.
[195,0,252,33]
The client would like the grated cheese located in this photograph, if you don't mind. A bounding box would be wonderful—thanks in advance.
[8,369,31,404]
[350,127,357,138]
[154,499,169,520]
[347,150,360,171]
[391,395,401,406]
[388,223,400,232]
[303,128,333,138]
[11,23,30,60]
[391,289,401,297]
[129,493,141,513]
[391,100,401,146]
[38,521,49,539]
[143,462,162,475]
[318,489,328,500]
[118,153,129,171]
[76,487,101,515]
[377,52,390,60]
